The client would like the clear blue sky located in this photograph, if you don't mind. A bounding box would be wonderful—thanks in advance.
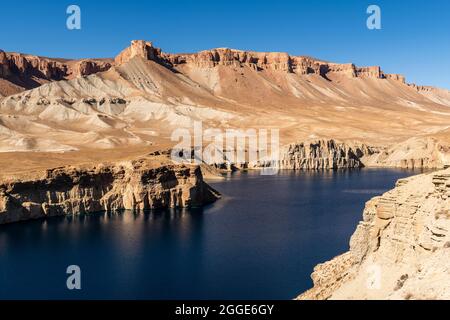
[1,0,449,88]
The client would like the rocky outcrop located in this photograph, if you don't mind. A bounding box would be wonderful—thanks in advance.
[167,49,404,81]
[182,140,365,172]
[0,157,220,225]
[0,40,416,93]
[114,40,406,83]
[385,73,406,83]
[73,59,112,77]
[408,84,450,104]
[114,40,163,65]
[0,51,112,94]
[0,50,8,77]
[298,169,450,300]
[1,40,449,158]
[279,140,364,170]
[190,139,446,172]
[278,138,450,170]
[362,137,450,169]
[166,48,294,72]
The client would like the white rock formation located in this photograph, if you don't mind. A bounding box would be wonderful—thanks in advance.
[0,156,220,225]
[298,169,450,300]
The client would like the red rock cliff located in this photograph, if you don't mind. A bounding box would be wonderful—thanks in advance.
[114,40,407,83]
[0,50,112,93]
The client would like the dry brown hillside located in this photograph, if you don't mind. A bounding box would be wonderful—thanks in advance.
[0,40,449,173]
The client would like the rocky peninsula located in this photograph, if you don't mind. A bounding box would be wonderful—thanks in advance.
[0,155,220,225]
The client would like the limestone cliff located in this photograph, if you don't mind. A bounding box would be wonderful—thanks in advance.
[193,138,447,172]
[362,137,450,169]
[279,140,364,170]
[188,139,365,171]
[298,169,450,300]
[0,157,220,225]
[281,138,450,170]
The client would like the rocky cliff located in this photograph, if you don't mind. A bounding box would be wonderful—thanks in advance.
[114,40,407,83]
[0,40,449,162]
[190,138,448,172]
[298,169,450,300]
[1,40,437,94]
[0,50,112,95]
[0,157,220,225]
[188,139,365,171]
[279,140,364,170]
[362,137,450,169]
[277,138,450,171]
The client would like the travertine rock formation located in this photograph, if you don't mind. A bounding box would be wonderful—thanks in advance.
[298,169,450,300]
[279,140,363,170]
[0,157,220,225]
[207,138,447,172]
[363,137,450,169]
[184,140,365,171]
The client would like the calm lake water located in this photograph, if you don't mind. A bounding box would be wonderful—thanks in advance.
[0,169,423,299]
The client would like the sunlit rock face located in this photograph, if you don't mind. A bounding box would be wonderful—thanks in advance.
[298,169,450,300]
[0,50,112,96]
[0,157,220,225]
[278,140,364,170]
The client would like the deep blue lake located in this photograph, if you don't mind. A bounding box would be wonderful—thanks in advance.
[0,169,422,299]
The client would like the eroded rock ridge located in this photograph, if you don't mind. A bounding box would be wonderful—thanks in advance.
[298,169,450,300]
[0,157,220,224]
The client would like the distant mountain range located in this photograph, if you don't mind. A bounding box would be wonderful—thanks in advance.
[0,40,449,168]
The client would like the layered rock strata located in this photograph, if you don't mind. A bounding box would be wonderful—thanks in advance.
[0,50,112,94]
[180,138,448,172]
[0,158,220,225]
[298,169,450,300]
[362,137,450,169]
[278,140,364,170]
[177,140,365,171]
[114,40,407,83]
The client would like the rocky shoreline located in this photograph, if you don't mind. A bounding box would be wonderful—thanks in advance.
[277,138,449,170]
[0,156,220,225]
[298,168,450,300]
[0,149,448,299]
[1,141,443,226]
[207,138,449,172]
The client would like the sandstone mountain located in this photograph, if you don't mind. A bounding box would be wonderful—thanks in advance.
[298,168,450,300]
[0,40,449,171]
